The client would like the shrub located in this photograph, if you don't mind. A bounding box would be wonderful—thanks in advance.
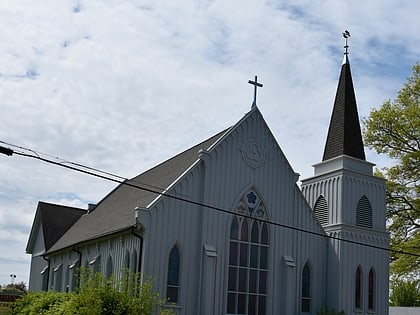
[11,291,68,314]
[316,303,345,315]
[11,270,174,315]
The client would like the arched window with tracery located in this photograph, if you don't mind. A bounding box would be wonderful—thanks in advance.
[166,245,180,303]
[355,266,363,309]
[368,268,376,311]
[227,189,269,315]
[301,261,311,313]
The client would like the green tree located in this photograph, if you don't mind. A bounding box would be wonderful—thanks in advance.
[363,63,420,279]
[5,281,27,293]
[390,279,420,306]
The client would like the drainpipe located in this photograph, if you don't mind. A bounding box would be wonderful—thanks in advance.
[72,246,82,289]
[131,226,143,273]
[42,255,50,292]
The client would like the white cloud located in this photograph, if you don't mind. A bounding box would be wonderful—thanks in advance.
[0,0,419,286]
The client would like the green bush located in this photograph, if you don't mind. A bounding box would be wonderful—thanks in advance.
[10,291,68,314]
[11,270,174,315]
[316,304,345,315]
[390,279,420,306]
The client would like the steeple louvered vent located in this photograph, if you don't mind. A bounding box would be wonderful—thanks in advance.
[313,196,329,226]
[356,196,373,228]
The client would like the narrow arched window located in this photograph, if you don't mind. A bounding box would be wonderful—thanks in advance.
[313,196,328,225]
[356,196,373,228]
[227,189,268,315]
[124,250,130,270]
[166,245,180,303]
[105,256,113,278]
[355,266,363,309]
[301,262,311,313]
[131,250,138,273]
[368,268,375,310]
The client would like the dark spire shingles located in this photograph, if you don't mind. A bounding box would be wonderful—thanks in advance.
[322,60,366,161]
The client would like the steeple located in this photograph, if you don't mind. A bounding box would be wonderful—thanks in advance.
[322,31,365,161]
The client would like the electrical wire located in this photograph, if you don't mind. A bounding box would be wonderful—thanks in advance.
[1,142,419,258]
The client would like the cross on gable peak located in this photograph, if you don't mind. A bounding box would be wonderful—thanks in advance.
[248,75,263,108]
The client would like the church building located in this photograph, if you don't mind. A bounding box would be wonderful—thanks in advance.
[26,37,389,314]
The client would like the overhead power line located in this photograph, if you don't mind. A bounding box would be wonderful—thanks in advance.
[0,142,419,258]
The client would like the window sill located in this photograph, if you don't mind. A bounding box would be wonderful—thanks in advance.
[162,303,181,309]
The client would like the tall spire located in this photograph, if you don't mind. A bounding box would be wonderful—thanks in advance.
[322,31,366,161]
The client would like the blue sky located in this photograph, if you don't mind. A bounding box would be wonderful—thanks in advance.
[0,0,419,286]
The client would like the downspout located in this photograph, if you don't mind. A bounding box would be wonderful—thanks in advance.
[42,254,50,292]
[72,245,82,289]
[131,226,143,273]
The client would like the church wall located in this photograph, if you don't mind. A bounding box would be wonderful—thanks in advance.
[44,231,142,293]
[302,171,386,231]
[192,110,327,314]
[326,228,389,315]
[135,109,330,315]
[140,164,206,315]
[28,223,47,291]
[303,167,388,315]
[28,255,48,292]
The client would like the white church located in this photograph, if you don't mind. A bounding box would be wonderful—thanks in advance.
[26,40,389,314]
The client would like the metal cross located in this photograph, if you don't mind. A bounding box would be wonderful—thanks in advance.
[248,75,263,108]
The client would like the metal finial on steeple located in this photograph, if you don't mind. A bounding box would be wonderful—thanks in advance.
[342,30,350,64]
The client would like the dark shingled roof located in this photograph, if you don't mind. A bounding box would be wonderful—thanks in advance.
[26,202,87,253]
[47,129,228,253]
[322,59,366,161]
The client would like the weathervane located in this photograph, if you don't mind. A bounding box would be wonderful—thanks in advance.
[248,75,263,108]
[342,30,350,64]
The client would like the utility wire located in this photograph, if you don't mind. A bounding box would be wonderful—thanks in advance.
[1,143,419,258]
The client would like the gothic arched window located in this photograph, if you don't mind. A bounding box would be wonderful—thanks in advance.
[131,249,138,273]
[166,245,180,303]
[227,189,268,315]
[356,196,373,228]
[124,250,130,270]
[313,196,328,225]
[368,268,376,310]
[355,266,363,309]
[105,255,113,278]
[301,261,311,313]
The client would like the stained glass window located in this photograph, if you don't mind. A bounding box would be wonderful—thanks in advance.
[166,245,180,302]
[355,266,362,309]
[227,189,268,315]
[368,268,375,310]
[301,262,311,312]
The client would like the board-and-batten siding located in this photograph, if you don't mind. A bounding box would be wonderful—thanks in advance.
[302,172,386,230]
[47,232,142,292]
[137,109,328,314]
[140,165,205,315]
[324,227,389,314]
[195,110,327,314]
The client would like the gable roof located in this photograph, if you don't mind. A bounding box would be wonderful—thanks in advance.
[47,128,229,253]
[322,57,366,161]
[26,202,86,254]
